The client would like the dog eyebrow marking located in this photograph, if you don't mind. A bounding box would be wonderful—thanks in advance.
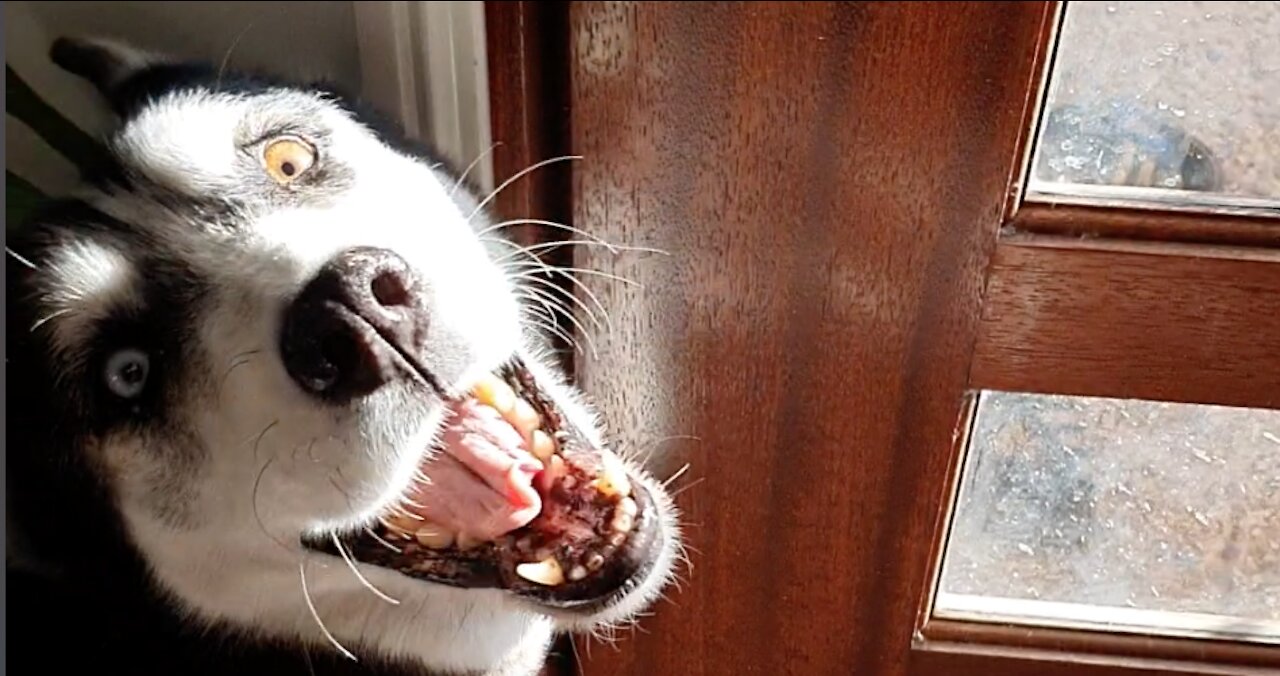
[39,238,140,356]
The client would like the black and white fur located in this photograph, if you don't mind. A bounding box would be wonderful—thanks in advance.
[6,37,681,675]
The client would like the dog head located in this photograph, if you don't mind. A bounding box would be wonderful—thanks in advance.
[7,37,682,673]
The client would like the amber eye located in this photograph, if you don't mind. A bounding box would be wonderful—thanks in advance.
[262,137,316,185]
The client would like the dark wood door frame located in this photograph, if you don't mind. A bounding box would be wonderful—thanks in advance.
[484,3,1280,675]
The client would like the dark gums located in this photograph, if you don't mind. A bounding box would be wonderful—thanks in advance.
[299,358,658,610]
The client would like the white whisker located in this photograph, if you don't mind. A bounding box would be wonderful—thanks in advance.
[466,155,583,223]
[535,299,598,359]
[516,290,562,323]
[517,278,605,332]
[670,477,705,499]
[505,256,642,290]
[388,504,425,521]
[505,263,614,332]
[495,238,669,263]
[330,533,401,605]
[215,20,258,91]
[299,562,358,661]
[30,308,73,332]
[496,243,613,331]
[521,311,590,357]
[479,218,671,258]
[516,296,572,343]
[450,142,502,197]
[513,277,582,322]
[662,463,692,489]
[7,247,38,270]
[364,527,403,554]
[543,265,642,288]
[477,218,617,251]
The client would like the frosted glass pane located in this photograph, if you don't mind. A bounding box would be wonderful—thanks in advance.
[1027,1,1280,215]
[936,391,1280,643]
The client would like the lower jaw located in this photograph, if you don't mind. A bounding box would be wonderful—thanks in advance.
[322,476,662,613]
[301,358,663,613]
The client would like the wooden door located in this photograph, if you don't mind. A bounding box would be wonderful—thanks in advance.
[485,2,1280,675]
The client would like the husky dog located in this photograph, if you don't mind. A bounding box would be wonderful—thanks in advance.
[6,37,682,676]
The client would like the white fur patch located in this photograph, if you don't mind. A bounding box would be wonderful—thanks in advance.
[37,238,138,360]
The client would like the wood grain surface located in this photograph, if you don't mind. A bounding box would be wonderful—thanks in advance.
[484,1,574,251]
[1007,202,1280,249]
[918,620,1280,674]
[563,3,1053,674]
[971,238,1280,411]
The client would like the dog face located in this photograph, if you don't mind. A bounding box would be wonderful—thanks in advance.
[7,38,681,674]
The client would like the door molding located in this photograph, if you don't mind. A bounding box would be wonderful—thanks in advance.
[353,0,495,193]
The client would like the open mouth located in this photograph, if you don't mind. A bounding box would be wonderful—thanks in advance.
[302,358,662,611]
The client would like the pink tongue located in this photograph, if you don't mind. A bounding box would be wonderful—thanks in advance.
[406,400,544,541]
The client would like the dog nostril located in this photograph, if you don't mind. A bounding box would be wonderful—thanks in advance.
[371,269,411,308]
[280,248,424,404]
[315,332,351,386]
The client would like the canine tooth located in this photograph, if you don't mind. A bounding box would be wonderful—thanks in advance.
[584,552,605,571]
[593,452,631,498]
[568,565,588,582]
[539,455,566,491]
[547,454,566,475]
[530,430,556,462]
[473,375,517,414]
[617,497,638,518]
[414,525,455,549]
[516,558,565,586]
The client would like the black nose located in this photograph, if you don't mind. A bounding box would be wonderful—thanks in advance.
[279,247,430,404]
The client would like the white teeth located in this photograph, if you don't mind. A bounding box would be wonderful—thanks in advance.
[610,510,634,533]
[584,552,605,571]
[568,565,588,582]
[473,374,517,414]
[414,524,454,549]
[516,557,565,586]
[611,514,634,533]
[593,451,632,498]
[607,532,626,548]
[530,430,556,462]
[610,497,638,532]
[508,398,542,439]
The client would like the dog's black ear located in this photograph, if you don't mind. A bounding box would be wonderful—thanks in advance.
[50,36,161,104]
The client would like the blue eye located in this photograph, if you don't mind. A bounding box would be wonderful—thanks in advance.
[105,349,150,399]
